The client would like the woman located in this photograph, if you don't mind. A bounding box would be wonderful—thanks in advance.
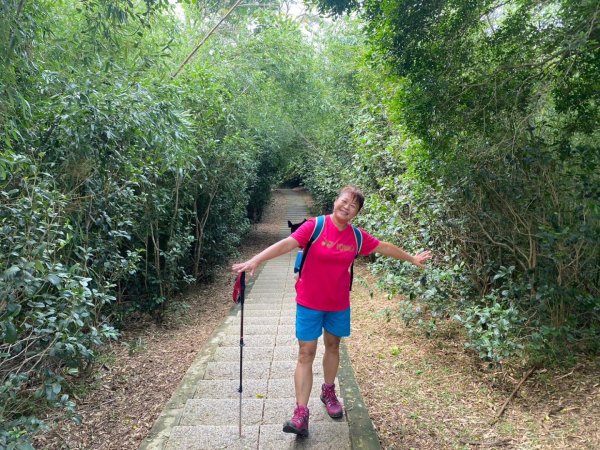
[231,185,432,437]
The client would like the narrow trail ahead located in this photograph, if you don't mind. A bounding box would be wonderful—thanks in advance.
[140,189,380,449]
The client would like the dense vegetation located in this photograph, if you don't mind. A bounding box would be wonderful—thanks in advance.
[306,0,599,365]
[1,0,598,447]
[0,1,325,446]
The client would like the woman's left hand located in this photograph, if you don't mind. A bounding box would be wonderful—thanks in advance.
[412,250,432,269]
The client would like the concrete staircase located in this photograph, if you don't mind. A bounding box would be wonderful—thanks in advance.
[140,190,377,450]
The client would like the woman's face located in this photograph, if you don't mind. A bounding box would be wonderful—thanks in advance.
[332,192,360,223]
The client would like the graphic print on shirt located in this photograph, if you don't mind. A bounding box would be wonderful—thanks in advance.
[321,239,355,253]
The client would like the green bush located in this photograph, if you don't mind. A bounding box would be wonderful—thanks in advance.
[1,3,321,445]
[1,153,119,442]
[304,0,600,367]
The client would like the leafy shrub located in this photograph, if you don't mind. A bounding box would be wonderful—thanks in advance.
[454,301,525,364]
[1,154,118,444]
[1,4,326,445]
[303,0,600,367]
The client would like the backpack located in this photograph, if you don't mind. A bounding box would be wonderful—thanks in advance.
[293,215,363,290]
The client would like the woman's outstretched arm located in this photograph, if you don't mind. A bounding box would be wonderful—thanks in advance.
[374,241,432,269]
[232,236,299,276]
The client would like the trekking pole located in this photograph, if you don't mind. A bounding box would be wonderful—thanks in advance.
[232,271,246,438]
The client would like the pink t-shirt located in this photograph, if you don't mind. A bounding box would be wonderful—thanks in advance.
[290,215,380,311]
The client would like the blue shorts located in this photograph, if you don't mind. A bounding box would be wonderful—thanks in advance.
[295,304,351,341]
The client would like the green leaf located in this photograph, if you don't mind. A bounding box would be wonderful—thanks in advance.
[2,265,20,280]
[15,442,35,450]
[47,274,61,286]
[7,303,22,317]
[4,322,18,344]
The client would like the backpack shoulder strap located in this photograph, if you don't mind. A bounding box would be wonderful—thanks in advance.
[298,215,326,277]
[311,215,326,243]
[351,225,363,256]
[349,225,363,291]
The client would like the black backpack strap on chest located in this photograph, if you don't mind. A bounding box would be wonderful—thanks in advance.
[349,224,363,291]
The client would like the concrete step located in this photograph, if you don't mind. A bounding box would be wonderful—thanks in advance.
[212,346,274,362]
[216,333,298,347]
[257,422,351,449]
[166,422,350,450]
[165,425,259,450]
[179,397,347,426]
[193,377,339,400]
[222,324,295,337]
[224,317,289,327]
[194,379,269,399]
[210,345,324,363]
[217,334,276,347]
[223,325,279,335]
[202,361,324,381]
[225,316,295,326]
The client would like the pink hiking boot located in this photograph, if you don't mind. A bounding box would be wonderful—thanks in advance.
[321,383,343,418]
[282,403,309,437]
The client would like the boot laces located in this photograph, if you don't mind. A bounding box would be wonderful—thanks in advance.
[322,384,338,406]
[292,405,308,426]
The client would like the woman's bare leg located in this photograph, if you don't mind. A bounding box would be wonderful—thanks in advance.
[323,330,341,384]
[295,339,318,405]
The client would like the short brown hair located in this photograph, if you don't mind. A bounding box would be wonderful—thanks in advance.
[338,185,365,211]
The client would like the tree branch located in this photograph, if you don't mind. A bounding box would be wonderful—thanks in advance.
[171,0,244,79]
